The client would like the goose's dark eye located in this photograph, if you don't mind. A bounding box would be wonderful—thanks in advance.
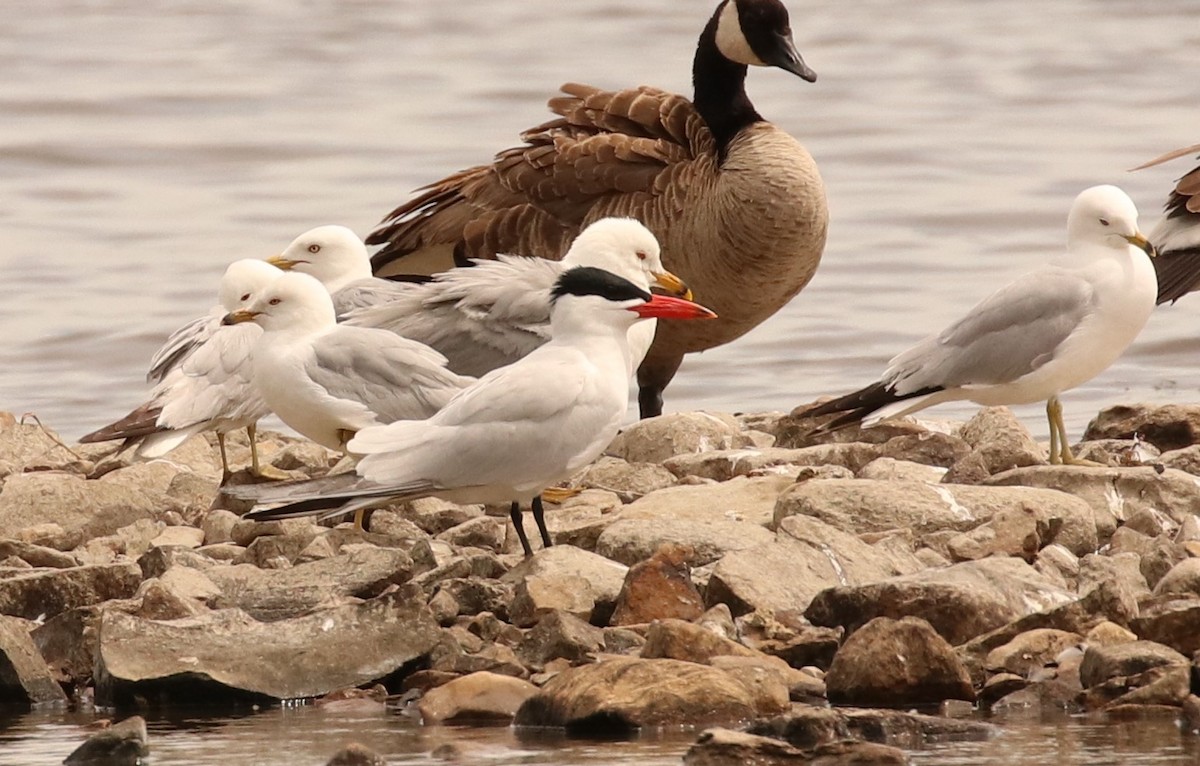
[268,298,281,306]
[1099,218,1110,227]
[308,244,321,253]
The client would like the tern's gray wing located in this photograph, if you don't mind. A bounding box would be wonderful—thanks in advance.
[884,269,1095,395]
[331,277,412,318]
[342,256,561,376]
[146,308,222,383]
[306,327,473,424]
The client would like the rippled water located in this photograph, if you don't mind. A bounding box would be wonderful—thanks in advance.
[0,706,1198,766]
[1,0,1199,761]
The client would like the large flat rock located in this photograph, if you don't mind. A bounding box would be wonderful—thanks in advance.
[0,563,142,621]
[619,475,796,529]
[95,588,441,704]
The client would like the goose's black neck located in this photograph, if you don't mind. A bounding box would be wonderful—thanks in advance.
[693,9,762,158]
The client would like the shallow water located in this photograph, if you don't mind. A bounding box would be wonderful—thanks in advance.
[1,0,1199,762]
[0,705,1198,765]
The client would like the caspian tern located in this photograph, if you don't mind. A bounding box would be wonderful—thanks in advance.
[80,259,279,479]
[228,266,717,555]
[802,186,1156,466]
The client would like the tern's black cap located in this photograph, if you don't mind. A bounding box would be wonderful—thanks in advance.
[551,266,652,304]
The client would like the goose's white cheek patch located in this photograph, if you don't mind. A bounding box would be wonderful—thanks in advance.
[715,2,767,66]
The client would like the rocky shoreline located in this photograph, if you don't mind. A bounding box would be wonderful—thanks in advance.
[3,403,1200,764]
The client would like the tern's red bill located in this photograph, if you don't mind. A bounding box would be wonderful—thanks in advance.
[629,294,717,320]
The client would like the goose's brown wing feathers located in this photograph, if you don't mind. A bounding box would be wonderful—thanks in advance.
[368,84,712,272]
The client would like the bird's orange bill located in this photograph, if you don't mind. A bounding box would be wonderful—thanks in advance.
[222,309,260,325]
[629,294,717,320]
[650,270,693,301]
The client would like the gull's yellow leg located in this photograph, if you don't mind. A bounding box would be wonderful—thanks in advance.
[217,432,232,482]
[1050,396,1103,466]
[1046,399,1061,465]
[248,423,260,476]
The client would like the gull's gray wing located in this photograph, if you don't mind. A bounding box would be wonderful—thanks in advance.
[146,307,222,383]
[331,277,413,318]
[305,326,474,425]
[884,269,1096,395]
[342,255,561,377]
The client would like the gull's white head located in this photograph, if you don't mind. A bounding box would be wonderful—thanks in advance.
[223,272,337,334]
[267,225,371,294]
[560,218,691,299]
[1067,185,1154,258]
[218,259,283,313]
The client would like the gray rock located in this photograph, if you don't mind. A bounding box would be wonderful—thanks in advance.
[0,472,168,547]
[640,618,757,663]
[664,444,875,482]
[595,517,774,567]
[857,457,947,483]
[432,578,514,623]
[0,540,76,569]
[683,728,815,766]
[1083,403,1200,451]
[607,412,751,465]
[0,563,142,621]
[417,671,539,724]
[515,610,605,670]
[826,616,974,706]
[1153,558,1200,598]
[573,456,677,501]
[620,475,795,529]
[748,705,996,748]
[986,465,1200,535]
[0,615,68,706]
[205,547,414,621]
[1132,599,1200,656]
[984,628,1083,677]
[1078,553,1150,600]
[436,516,507,552]
[774,479,1096,556]
[402,497,483,535]
[502,546,626,619]
[514,657,759,731]
[0,413,91,476]
[96,588,441,703]
[509,574,595,628]
[806,558,1074,645]
[63,715,148,766]
[705,537,845,620]
[957,406,1043,466]
[324,743,386,766]
[1079,640,1189,689]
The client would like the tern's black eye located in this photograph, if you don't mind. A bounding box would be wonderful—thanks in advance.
[636,251,647,261]
[268,297,281,306]
[308,244,321,253]
[1099,218,1110,227]
[240,292,251,301]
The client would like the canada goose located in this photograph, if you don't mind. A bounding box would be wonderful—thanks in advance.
[801,186,1156,466]
[80,259,278,480]
[366,0,828,418]
[1131,143,1200,304]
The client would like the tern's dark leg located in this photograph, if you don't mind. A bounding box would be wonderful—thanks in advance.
[511,501,533,556]
[638,386,664,420]
[532,495,552,549]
